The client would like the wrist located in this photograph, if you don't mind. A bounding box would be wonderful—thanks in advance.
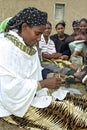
[39,80,46,88]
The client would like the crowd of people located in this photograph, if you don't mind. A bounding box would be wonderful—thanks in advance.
[0,7,87,130]
[38,18,87,84]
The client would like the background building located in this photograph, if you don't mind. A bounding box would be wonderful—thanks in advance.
[0,0,87,34]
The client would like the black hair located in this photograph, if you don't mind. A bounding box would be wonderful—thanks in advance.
[72,20,79,26]
[7,7,48,34]
[79,18,87,24]
[55,21,66,29]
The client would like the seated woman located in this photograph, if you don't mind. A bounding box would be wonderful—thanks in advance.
[67,18,87,66]
[0,7,86,130]
[50,21,71,60]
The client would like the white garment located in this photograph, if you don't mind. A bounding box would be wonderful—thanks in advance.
[0,31,78,118]
[0,31,52,117]
[39,34,56,54]
[69,40,87,54]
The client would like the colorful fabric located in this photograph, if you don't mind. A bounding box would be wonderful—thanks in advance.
[3,94,87,130]
[4,33,36,56]
[0,17,12,33]
[42,58,71,68]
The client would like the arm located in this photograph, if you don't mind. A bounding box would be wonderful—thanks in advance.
[65,35,75,43]
[0,59,61,117]
[42,52,62,59]
[59,43,71,60]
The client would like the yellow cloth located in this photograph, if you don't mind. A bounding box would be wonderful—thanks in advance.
[42,58,71,68]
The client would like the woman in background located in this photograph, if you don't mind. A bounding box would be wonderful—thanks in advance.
[50,21,71,60]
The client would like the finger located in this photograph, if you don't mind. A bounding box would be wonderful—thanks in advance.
[56,78,61,81]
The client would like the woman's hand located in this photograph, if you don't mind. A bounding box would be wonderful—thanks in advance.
[42,52,62,59]
[74,34,86,40]
[59,55,69,60]
[51,53,62,59]
[39,77,61,89]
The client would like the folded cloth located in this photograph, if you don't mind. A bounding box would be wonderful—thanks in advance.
[52,87,81,100]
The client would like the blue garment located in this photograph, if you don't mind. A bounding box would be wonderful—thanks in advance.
[42,68,53,79]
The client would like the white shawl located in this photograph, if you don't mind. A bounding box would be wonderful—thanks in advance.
[0,31,52,117]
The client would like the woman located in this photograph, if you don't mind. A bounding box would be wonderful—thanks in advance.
[71,20,80,36]
[39,21,61,60]
[50,21,71,60]
[39,21,66,73]
[68,18,87,65]
[0,7,87,130]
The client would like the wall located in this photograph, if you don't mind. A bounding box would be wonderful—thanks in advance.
[0,0,87,34]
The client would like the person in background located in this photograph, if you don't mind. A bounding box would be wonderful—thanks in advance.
[71,20,80,36]
[67,18,87,65]
[39,21,62,61]
[0,7,86,130]
[50,21,71,60]
[65,20,80,44]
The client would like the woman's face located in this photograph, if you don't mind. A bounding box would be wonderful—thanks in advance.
[72,24,79,32]
[56,24,65,36]
[43,23,52,37]
[79,21,87,34]
[21,23,46,46]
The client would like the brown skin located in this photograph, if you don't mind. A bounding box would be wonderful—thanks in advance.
[42,23,64,60]
[42,52,62,59]
[43,23,52,43]
[56,24,65,40]
[39,77,61,89]
[72,24,80,34]
[79,20,87,35]
[55,24,69,60]
[20,23,46,47]
[20,23,61,89]
[72,20,87,57]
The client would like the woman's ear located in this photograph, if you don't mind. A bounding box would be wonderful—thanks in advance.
[22,23,28,30]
